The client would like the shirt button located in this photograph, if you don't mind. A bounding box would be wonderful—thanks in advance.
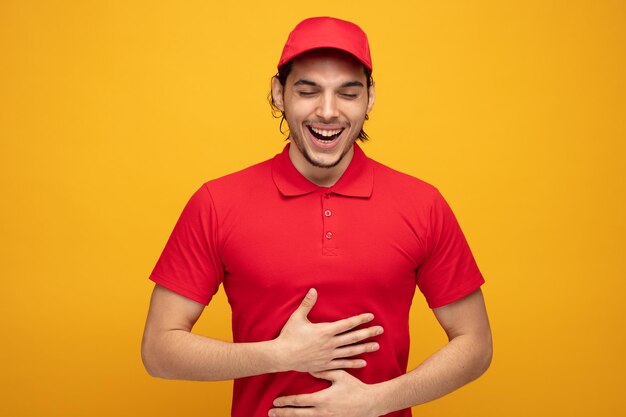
[325,231,333,240]
[324,210,332,217]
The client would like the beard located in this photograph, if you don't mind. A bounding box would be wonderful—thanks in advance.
[288,122,361,169]
[296,138,355,169]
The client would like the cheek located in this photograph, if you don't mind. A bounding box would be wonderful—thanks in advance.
[346,107,369,125]
[284,102,312,124]
[346,98,370,117]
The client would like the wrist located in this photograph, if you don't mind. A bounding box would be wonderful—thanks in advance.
[264,338,290,373]
[368,380,395,417]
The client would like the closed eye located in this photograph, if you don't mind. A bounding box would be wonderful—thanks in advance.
[338,86,362,99]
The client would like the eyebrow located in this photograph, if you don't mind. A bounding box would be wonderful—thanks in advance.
[293,79,365,88]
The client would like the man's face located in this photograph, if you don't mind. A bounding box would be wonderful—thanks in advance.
[272,49,375,182]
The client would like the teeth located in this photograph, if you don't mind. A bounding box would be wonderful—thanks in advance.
[311,127,342,137]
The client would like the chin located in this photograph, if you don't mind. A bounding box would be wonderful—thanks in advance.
[303,145,351,169]
[305,155,342,169]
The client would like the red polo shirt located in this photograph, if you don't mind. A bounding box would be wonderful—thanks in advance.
[150,143,484,417]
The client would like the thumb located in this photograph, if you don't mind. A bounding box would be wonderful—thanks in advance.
[295,288,317,319]
[309,369,345,382]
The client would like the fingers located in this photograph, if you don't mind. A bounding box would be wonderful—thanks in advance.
[312,343,378,371]
[294,288,317,319]
[326,312,375,334]
[333,326,383,348]
[322,358,366,370]
[268,406,316,417]
[334,341,380,359]
[273,393,317,408]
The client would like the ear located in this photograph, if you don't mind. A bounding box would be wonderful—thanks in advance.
[366,80,376,114]
[271,77,285,111]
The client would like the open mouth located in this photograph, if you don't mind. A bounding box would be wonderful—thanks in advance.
[307,126,344,143]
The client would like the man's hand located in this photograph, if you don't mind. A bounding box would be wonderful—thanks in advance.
[272,288,383,373]
[269,370,381,417]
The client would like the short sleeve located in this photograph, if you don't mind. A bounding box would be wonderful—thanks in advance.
[416,190,485,309]
[149,184,224,305]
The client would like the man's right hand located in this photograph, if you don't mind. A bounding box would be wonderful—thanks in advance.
[272,288,383,373]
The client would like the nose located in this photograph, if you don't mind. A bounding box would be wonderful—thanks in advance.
[316,92,339,120]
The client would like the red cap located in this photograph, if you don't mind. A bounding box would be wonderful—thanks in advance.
[278,17,372,71]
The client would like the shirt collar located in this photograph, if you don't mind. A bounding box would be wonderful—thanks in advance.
[272,143,374,198]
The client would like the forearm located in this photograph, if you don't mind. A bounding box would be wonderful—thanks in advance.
[371,333,492,415]
[142,286,382,382]
[142,330,281,381]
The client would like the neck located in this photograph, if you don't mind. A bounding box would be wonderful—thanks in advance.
[289,145,354,187]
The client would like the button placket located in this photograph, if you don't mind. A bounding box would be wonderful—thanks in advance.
[321,192,337,254]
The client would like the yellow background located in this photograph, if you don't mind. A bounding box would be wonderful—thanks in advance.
[1,1,624,416]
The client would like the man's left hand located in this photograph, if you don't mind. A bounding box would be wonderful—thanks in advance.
[268,370,381,417]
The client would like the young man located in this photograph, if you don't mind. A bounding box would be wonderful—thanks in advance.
[142,17,492,417]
